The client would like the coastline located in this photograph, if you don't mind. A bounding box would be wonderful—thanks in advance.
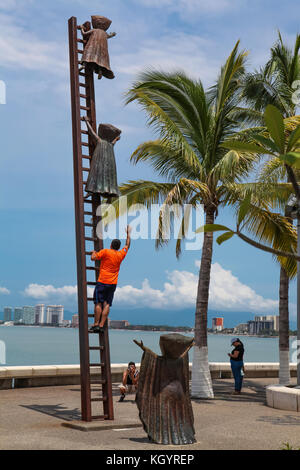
[1,324,292,339]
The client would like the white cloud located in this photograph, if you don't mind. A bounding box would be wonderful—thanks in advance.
[0,13,66,74]
[23,262,279,313]
[0,287,10,295]
[115,261,278,313]
[115,32,219,84]
[0,0,18,10]
[24,283,78,299]
[137,0,229,11]
[23,283,95,305]
[0,0,34,9]
[135,0,242,18]
[0,6,227,109]
[207,262,278,312]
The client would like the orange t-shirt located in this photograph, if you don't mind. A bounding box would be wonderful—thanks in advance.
[95,247,128,285]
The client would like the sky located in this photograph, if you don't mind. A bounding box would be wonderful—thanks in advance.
[0,0,299,321]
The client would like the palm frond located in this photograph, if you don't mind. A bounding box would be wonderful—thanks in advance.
[104,180,178,224]
[208,41,248,116]
[241,68,290,115]
[229,180,298,277]
[223,181,294,212]
[130,139,202,181]
[154,179,203,250]
[175,204,193,258]
[228,107,265,127]
[211,150,257,184]
[244,206,297,278]
[125,69,212,160]
[258,157,287,183]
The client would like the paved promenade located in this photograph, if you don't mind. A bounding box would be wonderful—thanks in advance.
[1,378,300,450]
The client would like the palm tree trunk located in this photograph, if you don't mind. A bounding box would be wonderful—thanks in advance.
[279,267,290,385]
[191,206,215,398]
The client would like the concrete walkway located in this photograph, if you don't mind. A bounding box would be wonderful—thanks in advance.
[1,378,300,450]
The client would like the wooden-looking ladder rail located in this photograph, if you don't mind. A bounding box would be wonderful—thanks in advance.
[68,16,114,422]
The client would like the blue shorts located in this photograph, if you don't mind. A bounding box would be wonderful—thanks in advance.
[93,282,116,306]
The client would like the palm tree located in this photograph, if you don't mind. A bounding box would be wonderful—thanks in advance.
[237,33,300,384]
[217,103,300,385]
[116,42,258,398]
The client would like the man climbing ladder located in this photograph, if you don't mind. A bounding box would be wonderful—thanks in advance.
[89,225,131,332]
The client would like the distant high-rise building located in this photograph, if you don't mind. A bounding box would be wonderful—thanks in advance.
[72,314,79,328]
[212,317,224,332]
[248,319,274,335]
[34,304,45,324]
[234,323,249,335]
[14,307,23,323]
[3,307,12,322]
[23,306,35,325]
[109,320,130,329]
[46,305,64,325]
[254,315,279,331]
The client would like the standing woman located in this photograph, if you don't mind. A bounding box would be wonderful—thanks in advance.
[228,338,244,394]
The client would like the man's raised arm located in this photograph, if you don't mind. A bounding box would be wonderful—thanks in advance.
[125,225,131,250]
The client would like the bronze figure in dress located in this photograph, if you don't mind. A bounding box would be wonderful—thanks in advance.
[84,117,121,199]
[80,15,116,79]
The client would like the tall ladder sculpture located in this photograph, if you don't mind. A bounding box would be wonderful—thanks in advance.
[68,16,114,422]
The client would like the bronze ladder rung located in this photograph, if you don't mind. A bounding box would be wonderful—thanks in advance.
[84,222,96,227]
[91,397,107,402]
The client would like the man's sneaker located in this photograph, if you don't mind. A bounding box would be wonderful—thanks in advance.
[119,394,125,402]
[88,325,99,333]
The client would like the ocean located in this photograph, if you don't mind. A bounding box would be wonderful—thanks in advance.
[0,325,297,366]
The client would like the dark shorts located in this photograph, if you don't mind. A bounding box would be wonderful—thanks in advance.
[93,282,117,306]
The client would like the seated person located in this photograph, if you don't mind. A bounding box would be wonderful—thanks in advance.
[119,361,139,402]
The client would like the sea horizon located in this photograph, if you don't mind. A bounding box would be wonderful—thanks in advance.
[0,326,297,367]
